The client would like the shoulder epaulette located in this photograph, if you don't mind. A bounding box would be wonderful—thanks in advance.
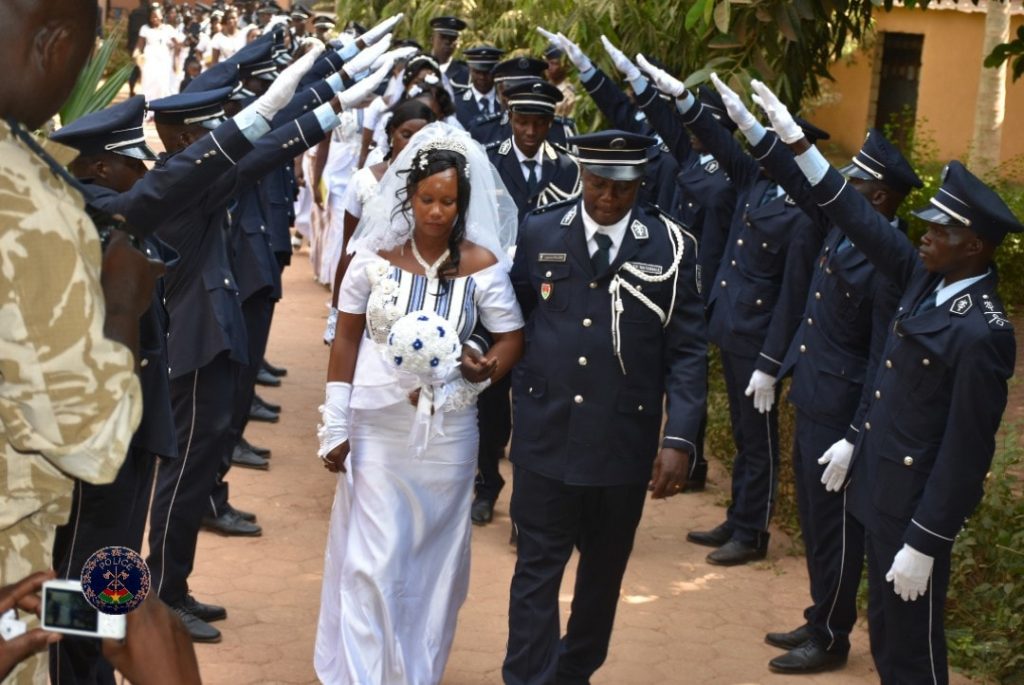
[527,196,578,219]
[554,115,575,126]
[978,293,1013,331]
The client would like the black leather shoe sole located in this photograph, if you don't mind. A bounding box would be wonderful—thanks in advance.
[201,514,262,537]
[263,360,287,377]
[706,539,768,566]
[255,369,281,387]
[248,407,279,423]
[183,595,227,623]
[765,625,813,650]
[254,394,281,413]
[232,451,269,470]
[172,606,222,643]
[768,644,848,674]
[241,438,271,458]
[231,507,257,522]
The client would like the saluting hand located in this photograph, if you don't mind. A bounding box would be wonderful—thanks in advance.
[359,13,404,48]
[635,55,685,98]
[600,35,641,83]
[537,28,592,73]
[649,447,691,499]
[750,80,803,144]
[709,73,759,132]
[337,58,395,111]
[343,34,393,79]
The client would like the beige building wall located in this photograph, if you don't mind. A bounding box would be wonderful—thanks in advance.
[806,6,1024,174]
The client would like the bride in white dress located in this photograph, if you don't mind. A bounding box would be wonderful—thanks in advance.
[314,123,524,685]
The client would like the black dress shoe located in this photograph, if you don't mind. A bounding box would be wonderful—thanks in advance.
[240,437,271,458]
[765,624,813,650]
[470,498,495,525]
[170,603,222,643]
[202,509,262,537]
[232,444,269,470]
[249,400,279,423]
[227,504,257,522]
[181,593,227,623]
[262,360,287,377]
[769,640,848,674]
[706,538,768,566]
[255,367,281,387]
[686,521,733,548]
[254,394,281,414]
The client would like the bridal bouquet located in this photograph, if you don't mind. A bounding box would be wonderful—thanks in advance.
[385,310,460,383]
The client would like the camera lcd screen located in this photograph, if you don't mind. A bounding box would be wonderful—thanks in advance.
[44,588,98,632]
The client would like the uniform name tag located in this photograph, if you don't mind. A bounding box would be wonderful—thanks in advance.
[628,261,663,276]
[630,220,649,240]
[539,252,567,262]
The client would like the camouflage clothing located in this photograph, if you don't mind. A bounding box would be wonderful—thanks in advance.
[1,119,142,684]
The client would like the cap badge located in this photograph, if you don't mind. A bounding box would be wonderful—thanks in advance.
[610,137,627,150]
[532,82,544,92]
[517,57,529,69]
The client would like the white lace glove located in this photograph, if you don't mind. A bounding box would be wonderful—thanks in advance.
[361,13,404,47]
[744,370,776,414]
[709,72,759,132]
[317,382,352,460]
[750,79,803,144]
[600,35,641,83]
[537,28,592,73]
[323,305,339,345]
[237,40,324,124]
[818,438,854,492]
[343,34,392,79]
[338,59,394,110]
[636,54,686,98]
[439,377,493,412]
[885,544,934,602]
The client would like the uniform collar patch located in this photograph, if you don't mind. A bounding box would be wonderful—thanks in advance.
[630,220,649,240]
[703,160,719,174]
[498,139,512,156]
[561,204,577,226]
[950,293,973,316]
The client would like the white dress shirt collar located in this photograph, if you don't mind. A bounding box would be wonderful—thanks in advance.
[513,139,545,183]
[934,269,991,307]
[581,206,631,263]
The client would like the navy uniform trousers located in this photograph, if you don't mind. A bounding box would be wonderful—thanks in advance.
[148,352,238,604]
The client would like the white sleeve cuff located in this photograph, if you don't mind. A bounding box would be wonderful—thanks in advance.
[675,91,696,115]
[314,102,341,132]
[795,145,831,186]
[326,72,344,93]
[743,121,767,146]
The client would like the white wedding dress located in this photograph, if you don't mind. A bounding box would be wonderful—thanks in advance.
[314,249,523,685]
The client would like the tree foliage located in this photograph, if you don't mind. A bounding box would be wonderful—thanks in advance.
[334,0,877,112]
[59,23,134,126]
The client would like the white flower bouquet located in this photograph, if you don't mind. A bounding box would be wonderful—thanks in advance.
[385,310,460,383]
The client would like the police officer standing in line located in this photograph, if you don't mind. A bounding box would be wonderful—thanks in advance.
[640,58,829,566]
[429,16,469,92]
[453,45,504,129]
[751,78,1019,685]
[504,131,706,685]
[468,79,581,528]
[535,31,682,223]
[710,75,926,672]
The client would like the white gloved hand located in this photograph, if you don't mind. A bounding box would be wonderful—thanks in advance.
[337,58,394,110]
[374,45,418,71]
[600,35,641,82]
[817,438,854,492]
[246,40,325,121]
[263,15,289,35]
[361,13,404,47]
[750,79,803,143]
[343,34,393,79]
[323,305,339,345]
[744,370,776,414]
[709,72,758,132]
[317,381,352,459]
[636,54,685,98]
[885,544,934,602]
[537,28,590,73]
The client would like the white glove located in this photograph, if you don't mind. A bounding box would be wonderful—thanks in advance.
[600,35,641,83]
[537,28,592,73]
[750,79,803,144]
[817,438,854,492]
[263,15,289,35]
[744,370,776,414]
[885,544,934,602]
[338,58,394,110]
[323,305,339,345]
[374,45,418,71]
[636,54,685,98]
[343,34,393,79]
[361,13,404,47]
[317,381,352,459]
[709,72,759,132]
[243,40,324,122]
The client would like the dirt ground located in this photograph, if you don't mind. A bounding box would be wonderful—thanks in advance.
[183,254,976,685]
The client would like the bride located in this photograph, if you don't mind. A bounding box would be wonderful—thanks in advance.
[314,122,524,684]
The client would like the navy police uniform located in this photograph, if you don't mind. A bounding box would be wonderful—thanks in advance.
[430,16,470,91]
[680,99,828,555]
[503,132,706,684]
[752,128,921,662]
[807,159,1019,684]
[453,45,504,129]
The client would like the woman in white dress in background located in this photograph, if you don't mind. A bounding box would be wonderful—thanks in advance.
[322,99,438,343]
[314,123,524,684]
[135,5,186,104]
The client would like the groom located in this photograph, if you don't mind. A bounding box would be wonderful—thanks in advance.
[504,130,708,684]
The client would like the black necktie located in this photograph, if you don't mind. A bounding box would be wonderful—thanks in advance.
[759,183,779,207]
[836,235,852,252]
[524,160,538,195]
[592,233,613,274]
[479,97,490,115]
[914,290,938,315]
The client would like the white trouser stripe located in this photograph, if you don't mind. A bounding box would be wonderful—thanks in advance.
[823,489,848,651]
[928,573,938,684]
[157,369,200,596]
[764,411,774,529]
